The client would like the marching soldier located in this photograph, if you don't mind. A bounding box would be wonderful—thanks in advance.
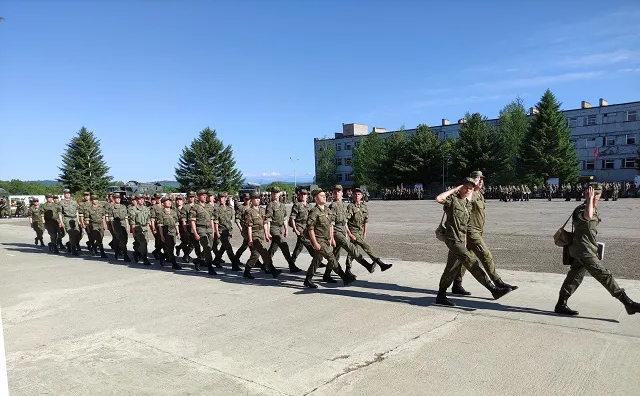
[234,193,251,262]
[242,191,281,280]
[330,185,375,280]
[42,194,63,254]
[344,188,392,272]
[129,194,152,265]
[156,196,182,270]
[52,195,67,251]
[175,195,191,262]
[289,189,316,268]
[85,195,108,258]
[109,194,131,262]
[27,197,45,246]
[184,191,202,263]
[150,193,164,260]
[189,190,217,275]
[207,192,221,258]
[78,192,92,252]
[555,183,640,316]
[213,192,241,271]
[60,189,80,255]
[266,186,301,273]
[303,189,355,289]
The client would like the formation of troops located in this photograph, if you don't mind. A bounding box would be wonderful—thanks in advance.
[23,186,392,288]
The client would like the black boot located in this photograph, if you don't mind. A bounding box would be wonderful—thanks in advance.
[48,242,53,252]
[375,258,392,272]
[617,292,640,315]
[66,242,71,252]
[231,260,242,272]
[362,260,376,274]
[243,265,255,279]
[35,237,38,245]
[123,253,131,262]
[158,254,165,267]
[39,238,45,247]
[334,266,355,286]
[304,273,318,289]
[451,280,471,296]
[488,283,512,300]
[193,258,201,271]
[258,260,269,274]
[212,257,223,268]
[288,259,302,273]
[58,241,66,251]
[322,274,338,283]
[176,245,181,256]
[114,249,120,260]
[142,257,151,266]
[71,247,79,256]
[554,295,579,316]
[495,278,518,291]
[133,251,139,263]
[436,289,455,306]
[269,263,282,279]
[171,258,182,270]
[99,245,107,258]
[345,267,354,278]
[207,262,217,275]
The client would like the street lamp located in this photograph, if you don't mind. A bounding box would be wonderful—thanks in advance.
[290,157,299,190]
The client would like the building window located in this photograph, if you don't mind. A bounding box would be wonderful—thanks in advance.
[345,143,352,150]
[353,141,359,148]
[585,138,596,148]
[623,158,636,168]
[345,173,353,181]
[345,157,352,166]
[336,143,342,151]
[336,174,343,182]
[627,111,638,122]
[336,158,343,166]
[604,113,617,123]
[605,136,616,146]
[585,160,595,170]
[626,135,636,145]
[586,115,597,126]
[602,159,615,169]
[567,117,578,127]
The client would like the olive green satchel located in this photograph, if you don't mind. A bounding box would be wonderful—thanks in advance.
[553,213,574,247]
[435,211,446,242]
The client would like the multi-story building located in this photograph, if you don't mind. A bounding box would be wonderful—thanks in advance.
[314,99,640,187]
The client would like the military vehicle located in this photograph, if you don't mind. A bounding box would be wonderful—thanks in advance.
[239,182,261,196]
[107,181,164,197]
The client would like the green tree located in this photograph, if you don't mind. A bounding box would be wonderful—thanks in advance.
[352,132,385,190]
[175,127,244,192]
[379,129,409,188]
[394,124,440,185]
[315,140,337,189]
[496,97,529,184]
[0,180,63,195]
[437,138,457,189]
[262,181,294,197]
[58,127,112,194]
[453,113,507,180]
[519,89,579,184]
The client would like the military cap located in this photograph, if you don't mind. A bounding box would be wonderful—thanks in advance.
[53,195,59,199]
[62,188,71,193]
[249,191,260,199]
[311,188,324,197]
[197,189,208,196]
[242,193,250,200]
[589,182,603,193]
[107,192,113,196]
[32,197,39,201]
[333,184,343,191]
[161,196,171,203]
[462,177,476,186]
[113,194,121,199]
[187,191,196,197]
[298,189,309,195]
[83,191,90,196]
[207,190,216,196]
[218,191,228,198]
[470,170,485,179]
[353,187,363,193]
[175,195,184,201]
[134,194,144,199]
[153,193,162,199]
[270,186,281,193]
[90,195,98,200]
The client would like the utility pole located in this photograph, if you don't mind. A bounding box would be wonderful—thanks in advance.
[290,157,299,190]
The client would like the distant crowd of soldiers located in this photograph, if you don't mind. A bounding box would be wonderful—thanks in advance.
[380,181,640,201]
[22,185,392,288]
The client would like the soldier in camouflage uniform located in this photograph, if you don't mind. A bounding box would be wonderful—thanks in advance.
[156,196,182,270]
[78,192,92,252]
[0,197,9,218]
[190,190,217,275]
[60,188,80,255]
[344,188,392,272]
[184,191,201,263]
[555,183,640,316]
[234,193,266,272]
[175,195,191,262]
[14,199,27,217]
[27,197,45,246]
[330,185,375,280]
[42,195,63,254]
[289,189,317,267]
[84,195,108,258]
[129,194,152,265]
[52,195,67,251]
[108,194,131,262]
[213,192,241,271]
[303,189,355,289]
[242,191,281,280]
[149,193,164,260]
[266,186,301,273]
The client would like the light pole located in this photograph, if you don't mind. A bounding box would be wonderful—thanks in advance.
[290,157,299,190]
[87,147,97,193]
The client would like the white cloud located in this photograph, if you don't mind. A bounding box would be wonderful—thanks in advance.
[261,172,280,178]
[411,94,508,109]
[555,50,640,67]
[473,71,605,91]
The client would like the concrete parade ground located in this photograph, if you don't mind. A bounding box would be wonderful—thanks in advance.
[1,199,640,396]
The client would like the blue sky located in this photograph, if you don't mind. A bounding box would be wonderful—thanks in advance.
[1,1,639,184]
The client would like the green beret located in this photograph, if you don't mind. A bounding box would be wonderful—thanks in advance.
[249,191,260,199]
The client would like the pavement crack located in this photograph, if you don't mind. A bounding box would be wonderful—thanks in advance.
[304,314,460,395]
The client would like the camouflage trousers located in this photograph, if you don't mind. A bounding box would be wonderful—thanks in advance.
[246,238,273,268]
[455,232,500,283]
[63,217,82,249]
[440,240,492,291]
[268,228,293,263]
[560,255,624,299]
[32,222,45,241]
[133,226,149,258]
[214,230,236,263]
[334,230,370,269]
[45,220,60,247]
[345,232,379,269]
[306,238,338,278]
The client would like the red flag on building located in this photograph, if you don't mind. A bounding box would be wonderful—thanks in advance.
[593,148,599,161]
